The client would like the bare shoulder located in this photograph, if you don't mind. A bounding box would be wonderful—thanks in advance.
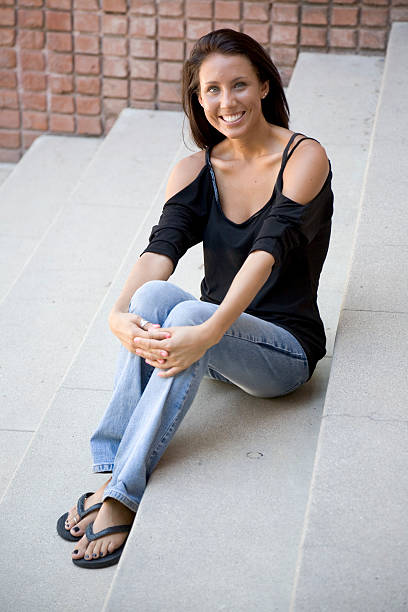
[165,150,206,201]
[282,135,330,205]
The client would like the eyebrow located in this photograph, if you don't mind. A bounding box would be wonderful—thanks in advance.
[204,76,247,84]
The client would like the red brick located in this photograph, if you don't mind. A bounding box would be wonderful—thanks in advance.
[131,16,157,36]
[186,1,212,18]
[130,0,156,14]
[158,39,184,60]
[19,9,44,28]
[50,74,73,93]
[158,81,181,103]
[243,23,269,43]
[74,0,99,9]
[75,54,100,74]
[0,8,15,26]
[102,37,127,56]
[300,26,327,46]
[48,52,73,74]
[271,24,298,44]
[0,70,17,89]
[158,0,183,16]
[18,30,45,49]
[0,150,21,162]
[363,0,388,5]
[103,97,127,116]
[158,60,181,81]
[50,93,74,113]
[102,14,127,34]
[130,38,155,58]
[0,131,20,148]
[361,7,388,25]
[22,133,40,151]
[22,110,48,130]
[333,0,358,3]
[50,113,75,132]
[0,89,18,109]
[103,56,128,77]
[77,115,102,135]
[270,45,298,65]
[74,33,99,54]
[103,0,126,12]
[331,7,359,26]
[103,77,128,97]
[47,32,73,52]
[76,75,100,94]
[0,0,14,5]
[46,11,71,31]
[186,19,211,39]
[130,58,156,79]
[0,49,16,69]
[214,20,240,30]
[329,28,357,47]
[243,2,269,21]
[131,79,156,100]
[22,72,46,91]
[22,91,47,110]
[391,6,408,18]
[302,6,328,25]
[74,12,99,32]
[76,94,101,114]
[215,1,240,19]
[391,0,408,6]
[159,18,183,38]
[359,28,386,49]
[272,4,299,23]
[21,50,45,71]
[0,29,16,47]
[20,0,43,7]
[46,0,71,9]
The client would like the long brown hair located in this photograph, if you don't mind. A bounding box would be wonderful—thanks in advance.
[182,29,290,150]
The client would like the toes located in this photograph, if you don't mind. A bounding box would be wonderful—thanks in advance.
[84,541,96,561]
[92,541,102,559]
[100,539,109,558]
[65,508,79,530]
[107,540,115,555]
[72,535,88,559]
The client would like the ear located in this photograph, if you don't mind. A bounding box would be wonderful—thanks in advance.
[261,80,269,98]
[197,91,203,107]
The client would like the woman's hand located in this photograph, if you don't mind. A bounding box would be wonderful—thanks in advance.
[108,311,171,362]
[133,324,216,378]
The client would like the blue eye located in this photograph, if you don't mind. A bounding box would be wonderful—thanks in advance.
[235,82,245,88]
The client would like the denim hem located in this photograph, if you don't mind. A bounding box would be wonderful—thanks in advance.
[93,462,114,473]
[103,487,140,513]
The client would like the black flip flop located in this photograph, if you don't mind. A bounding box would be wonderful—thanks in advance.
[56,492,103,542]
[72,522,132,569]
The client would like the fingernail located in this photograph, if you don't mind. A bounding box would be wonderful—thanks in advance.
[152,324,160,327]
[72,549,78,555]
[136,349,141,354]
[166,334,171,338]
[73,526,80,532]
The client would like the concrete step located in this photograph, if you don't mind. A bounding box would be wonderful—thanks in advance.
[0,51,383,611]
[291,23,408,611]
[0,162,16,187]
[0,108,195,610]
[0,135,101,303]
[103,54,383,611]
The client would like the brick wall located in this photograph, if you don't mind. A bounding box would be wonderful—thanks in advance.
[0,0,405,162]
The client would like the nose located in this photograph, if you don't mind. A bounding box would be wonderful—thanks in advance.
[219,87,235,109]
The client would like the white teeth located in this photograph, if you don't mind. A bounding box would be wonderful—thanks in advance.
[221,112,244,123]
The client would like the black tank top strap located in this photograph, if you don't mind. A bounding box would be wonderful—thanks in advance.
[285,134,320,164]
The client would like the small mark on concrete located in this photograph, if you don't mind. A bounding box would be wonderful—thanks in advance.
[247,451,263,459]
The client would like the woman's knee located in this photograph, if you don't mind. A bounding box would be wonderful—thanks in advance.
[129,280,168,314]
[165,300,217,327]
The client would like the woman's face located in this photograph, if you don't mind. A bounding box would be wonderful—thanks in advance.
[197,52,269,137]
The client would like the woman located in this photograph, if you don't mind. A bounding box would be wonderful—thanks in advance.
[57,28,333,569]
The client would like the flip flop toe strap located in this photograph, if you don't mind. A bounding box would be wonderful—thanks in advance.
[85,522,132,542]
[77,492,103,520]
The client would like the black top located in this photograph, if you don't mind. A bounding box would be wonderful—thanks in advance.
[141,132,334,379]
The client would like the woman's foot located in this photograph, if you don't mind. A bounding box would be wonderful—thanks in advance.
[71,498,136,561]
[64,477,112,538]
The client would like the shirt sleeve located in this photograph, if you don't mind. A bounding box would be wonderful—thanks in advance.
[140,165,210,270]
[249,189,333,266]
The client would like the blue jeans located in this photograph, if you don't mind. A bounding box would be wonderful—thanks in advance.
[90,280,309,512]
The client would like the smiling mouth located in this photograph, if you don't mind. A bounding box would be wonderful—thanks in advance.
[219,111,246,124]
